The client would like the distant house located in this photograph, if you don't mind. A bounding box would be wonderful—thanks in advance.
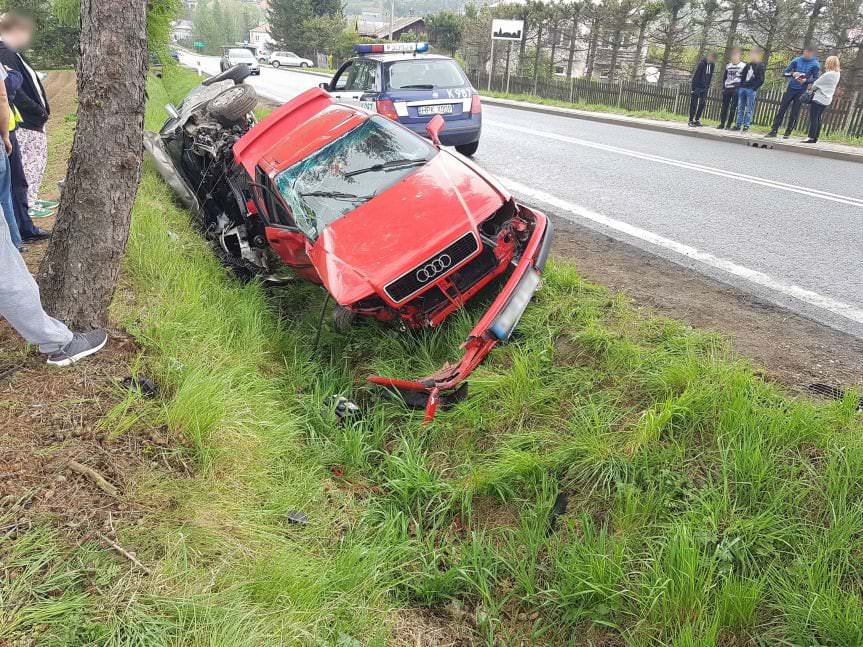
[171,19,193,43]
[249,23,274,51]
[356,15,426,41]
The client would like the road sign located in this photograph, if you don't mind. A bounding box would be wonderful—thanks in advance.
[194,41,205,49]
[492,19,524,42]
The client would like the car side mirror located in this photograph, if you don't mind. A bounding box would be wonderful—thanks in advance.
[319,82,330,91]
[426,115,445,147]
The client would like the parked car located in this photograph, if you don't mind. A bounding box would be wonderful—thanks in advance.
[144,65,552,421]
[319,43,482,157]
[220,47,260,75]
[269,51,314,69]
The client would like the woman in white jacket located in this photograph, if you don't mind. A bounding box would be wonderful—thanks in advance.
[804,56,840,144]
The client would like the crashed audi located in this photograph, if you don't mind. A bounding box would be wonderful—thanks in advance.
[145,66,553,421]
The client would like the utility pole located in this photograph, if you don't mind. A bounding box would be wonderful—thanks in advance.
[390,0,395,40]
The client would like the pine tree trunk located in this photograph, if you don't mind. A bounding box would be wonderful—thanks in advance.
[803,0,825,48]
[38,0,148,329]
[566,6,580,78]
[631,17,649,82]
[658,8,680,88]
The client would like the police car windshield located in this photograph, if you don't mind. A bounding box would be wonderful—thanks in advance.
[275,116,436,240]
[228,49,253,59]
[388,59,467,90]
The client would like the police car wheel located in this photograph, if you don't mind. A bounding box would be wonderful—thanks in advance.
[272,60,280,68]
[456,141,479,157]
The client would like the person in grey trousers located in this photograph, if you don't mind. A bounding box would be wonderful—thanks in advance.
[0,203,107,365]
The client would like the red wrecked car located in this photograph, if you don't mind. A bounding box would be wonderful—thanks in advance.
[145,66,553,420]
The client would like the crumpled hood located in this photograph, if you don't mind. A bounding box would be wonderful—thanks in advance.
[309,150,509,305]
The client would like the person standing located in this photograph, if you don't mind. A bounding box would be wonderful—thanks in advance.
[766,46,820,139]
[0,61,20,251]
[717,48,745,129]
[803,55,840,144]
[688,51,717,127]
[0,13,51,211]
[732,49,765,132]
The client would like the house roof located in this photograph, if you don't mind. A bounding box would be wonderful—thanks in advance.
[250,23,270,34]
[357,16,424,39]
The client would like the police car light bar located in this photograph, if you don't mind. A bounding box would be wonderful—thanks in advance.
[354,42,429,54]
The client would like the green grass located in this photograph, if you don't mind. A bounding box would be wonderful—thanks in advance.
[483,89,863,147]
[3,67,862,645]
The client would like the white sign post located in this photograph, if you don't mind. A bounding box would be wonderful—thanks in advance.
[489,19,524,92]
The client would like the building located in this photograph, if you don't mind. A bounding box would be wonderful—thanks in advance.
[248,23,274,51]
[171,19,193,43]
[356,15,426,41]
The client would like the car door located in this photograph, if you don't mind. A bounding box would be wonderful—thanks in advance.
[328,60,378,105]
[252,168,319,280]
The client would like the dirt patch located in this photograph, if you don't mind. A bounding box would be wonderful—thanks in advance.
[549,218,863,393]
[1,71,175,540]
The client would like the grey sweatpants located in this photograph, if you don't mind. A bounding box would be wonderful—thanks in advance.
[0,205,73,353]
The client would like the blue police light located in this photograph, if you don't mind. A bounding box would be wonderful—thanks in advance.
[354,42,430,55]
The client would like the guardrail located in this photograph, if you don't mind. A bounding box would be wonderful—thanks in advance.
[469,70,863,140]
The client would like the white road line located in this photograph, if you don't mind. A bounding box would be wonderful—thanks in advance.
[487,120,863,209]
[502,177,863,326]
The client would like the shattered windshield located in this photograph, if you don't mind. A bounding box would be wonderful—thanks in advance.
[274,116,436,240]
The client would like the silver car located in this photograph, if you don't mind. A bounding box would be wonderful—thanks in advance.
[220,48,260,75]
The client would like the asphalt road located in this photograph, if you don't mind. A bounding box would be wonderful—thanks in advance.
[176,52,863,339]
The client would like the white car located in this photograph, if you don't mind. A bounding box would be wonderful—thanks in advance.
[269,51,313,69]
[221,48,260,75]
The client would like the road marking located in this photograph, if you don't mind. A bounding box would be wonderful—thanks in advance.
[501,177,863,326]
[487,120,863,209]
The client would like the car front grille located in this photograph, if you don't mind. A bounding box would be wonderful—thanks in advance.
[384,232,479,303]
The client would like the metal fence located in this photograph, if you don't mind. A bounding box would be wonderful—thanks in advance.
[468,70,863,140]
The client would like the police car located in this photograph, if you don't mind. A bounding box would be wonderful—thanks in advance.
[318,43,481,156]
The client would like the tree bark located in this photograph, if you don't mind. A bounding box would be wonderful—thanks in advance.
[566,5,581,78]
[803,0,825,48]
[585,14,600,80]
[658,6,681,88]
[38,0,148,329]
[631,14,650,82]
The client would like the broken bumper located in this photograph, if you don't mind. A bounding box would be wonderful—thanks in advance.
[368,208,553,422]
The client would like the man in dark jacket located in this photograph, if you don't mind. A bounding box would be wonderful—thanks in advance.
[688,51,717,127]
[766,47,820,138]
[0,12,51,210]
[731,49,765,132]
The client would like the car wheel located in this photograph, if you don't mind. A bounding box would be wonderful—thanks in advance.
[208,84,259,126]
[332,305,356,334]
[455,141,479,157]
[272,60,280,68]
[300,62,309,68]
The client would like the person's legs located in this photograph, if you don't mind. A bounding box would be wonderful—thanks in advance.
[694,90,707,123]
[728,89,739,126]
[688,90,700,123]
[17,127,48,205]
[770,89,796,134]
[0,196,72,353]
[0,147,22,250]
[786,90,804,135]
[719,89,731,127]
[8,131,38,239]
[807,103,825,141]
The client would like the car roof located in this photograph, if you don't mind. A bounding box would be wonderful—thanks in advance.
[355,53,454,64]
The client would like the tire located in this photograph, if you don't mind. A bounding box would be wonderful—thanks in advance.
[272,60,280,68]
[207,85,258,126]
[300,62,309,68]
[455,141,479,157]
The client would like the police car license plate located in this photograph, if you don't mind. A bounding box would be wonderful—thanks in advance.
[417,104,454,116]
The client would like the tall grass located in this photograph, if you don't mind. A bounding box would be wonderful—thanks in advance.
[3,68,861,646]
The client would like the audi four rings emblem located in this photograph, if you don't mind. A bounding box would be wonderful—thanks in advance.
[416,254,453,283]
